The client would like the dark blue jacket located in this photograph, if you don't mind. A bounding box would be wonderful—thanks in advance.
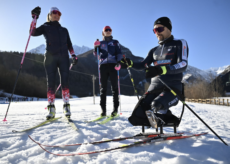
[93,36,122,65]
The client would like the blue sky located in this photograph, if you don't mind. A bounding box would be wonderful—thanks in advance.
[0,0,229,70]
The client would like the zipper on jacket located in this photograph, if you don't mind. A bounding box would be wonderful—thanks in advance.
[160,44,165,57]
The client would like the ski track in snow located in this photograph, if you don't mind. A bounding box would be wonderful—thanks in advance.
[0,96,230,164]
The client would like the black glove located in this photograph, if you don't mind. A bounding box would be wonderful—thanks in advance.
[120,58,133,68]
[72,55,78,65]
[145,66,163,78]
[31,6,41,19]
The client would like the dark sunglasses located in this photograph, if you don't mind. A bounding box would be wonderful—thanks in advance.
[52,10,62,16]
[104,29,112,32]
[153,27,164,34]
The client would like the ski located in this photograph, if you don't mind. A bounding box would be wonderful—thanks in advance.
[63,116,78,131]
[12,117,61,133]
[28,132,165,148]
[85,116,107,123]
[29,132,208,156]
[98,114,119,125]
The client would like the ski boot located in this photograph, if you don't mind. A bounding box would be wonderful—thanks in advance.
[111,108,118,117]
[63,103,71,118]
[100,106,106,117]
[46,104,56,120]
[145,110,159,129]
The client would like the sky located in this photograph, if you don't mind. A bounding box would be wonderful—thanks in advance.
[0,0,229,70]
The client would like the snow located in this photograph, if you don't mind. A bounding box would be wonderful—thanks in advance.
[0,96,230,164]
[205,65,229,75]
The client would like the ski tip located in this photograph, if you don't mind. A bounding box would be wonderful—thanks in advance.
[120,113,122,115]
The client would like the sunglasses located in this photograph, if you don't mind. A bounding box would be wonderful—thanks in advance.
[104,29,112,32]
[153,27,164,34]
[52,10,62,16]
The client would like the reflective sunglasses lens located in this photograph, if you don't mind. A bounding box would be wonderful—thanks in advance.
[153,27,164,34]
[52,10,61,16]
[105,29,111,32]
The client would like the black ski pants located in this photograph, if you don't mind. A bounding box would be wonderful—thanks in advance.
[100,63,119,109]
[44,54,70,96]
[128,82,182,126]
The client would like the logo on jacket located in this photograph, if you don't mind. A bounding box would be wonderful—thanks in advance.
[168,46,172,51]
[168,97,178,106]
[101,44,105,48]
[108,42,114,46]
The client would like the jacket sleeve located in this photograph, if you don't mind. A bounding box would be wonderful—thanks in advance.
[30,20,45,36]
[132,48,156,70]
[115,41,122,62]
[164,39,189,74]
[66,29,75,55]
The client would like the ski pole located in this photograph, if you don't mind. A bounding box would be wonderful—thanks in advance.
[97,44,101,89]
[145,64,228,146]
[55,64,73,94]
[123,55,139,100]
[117,70,122,114]
[3,16,37,123]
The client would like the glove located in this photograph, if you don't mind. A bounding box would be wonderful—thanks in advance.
[31,6,41,19]
[145,66,163,78]
[71,54,78,65]
[120,58,133,68]
[94,39,100,47]
[94,39,100,54]
[114,63,121,70]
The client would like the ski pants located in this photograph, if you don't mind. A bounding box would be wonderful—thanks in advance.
[44,53,70,104]
[99,63,119,110]
[128,82,182,126]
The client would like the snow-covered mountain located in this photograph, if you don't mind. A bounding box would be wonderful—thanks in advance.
[182,65,228,83]
[28,44,92,57]
[28,44,46,54]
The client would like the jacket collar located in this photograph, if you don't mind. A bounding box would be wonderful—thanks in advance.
[158,35,174,45]
[45,21,61,27]
[103,36,113,42]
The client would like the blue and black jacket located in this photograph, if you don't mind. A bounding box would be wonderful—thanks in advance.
[93,36,122,65]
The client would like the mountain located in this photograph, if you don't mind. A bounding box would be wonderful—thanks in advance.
[182,65,228,84]
[28,44,46,54]
[28,44,92,57]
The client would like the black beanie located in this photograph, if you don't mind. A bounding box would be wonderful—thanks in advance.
[154,17,172,31]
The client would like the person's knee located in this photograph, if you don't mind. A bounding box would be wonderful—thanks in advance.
[152,101,164,111]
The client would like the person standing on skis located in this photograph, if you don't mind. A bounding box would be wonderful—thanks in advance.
[120,17,189,127]
[30,7,78,119]
[93,26,122,117]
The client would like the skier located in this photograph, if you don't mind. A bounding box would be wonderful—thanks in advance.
[93,26,122,117]
[120,17,189,127]
[30,7,78,119]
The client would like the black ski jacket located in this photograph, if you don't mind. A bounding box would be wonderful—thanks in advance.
[31,21,74,56]
[133,35,189,86]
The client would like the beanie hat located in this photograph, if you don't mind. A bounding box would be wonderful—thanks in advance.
[103,26,112,32]
[49,7,60,14]
[154,17,172,31]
